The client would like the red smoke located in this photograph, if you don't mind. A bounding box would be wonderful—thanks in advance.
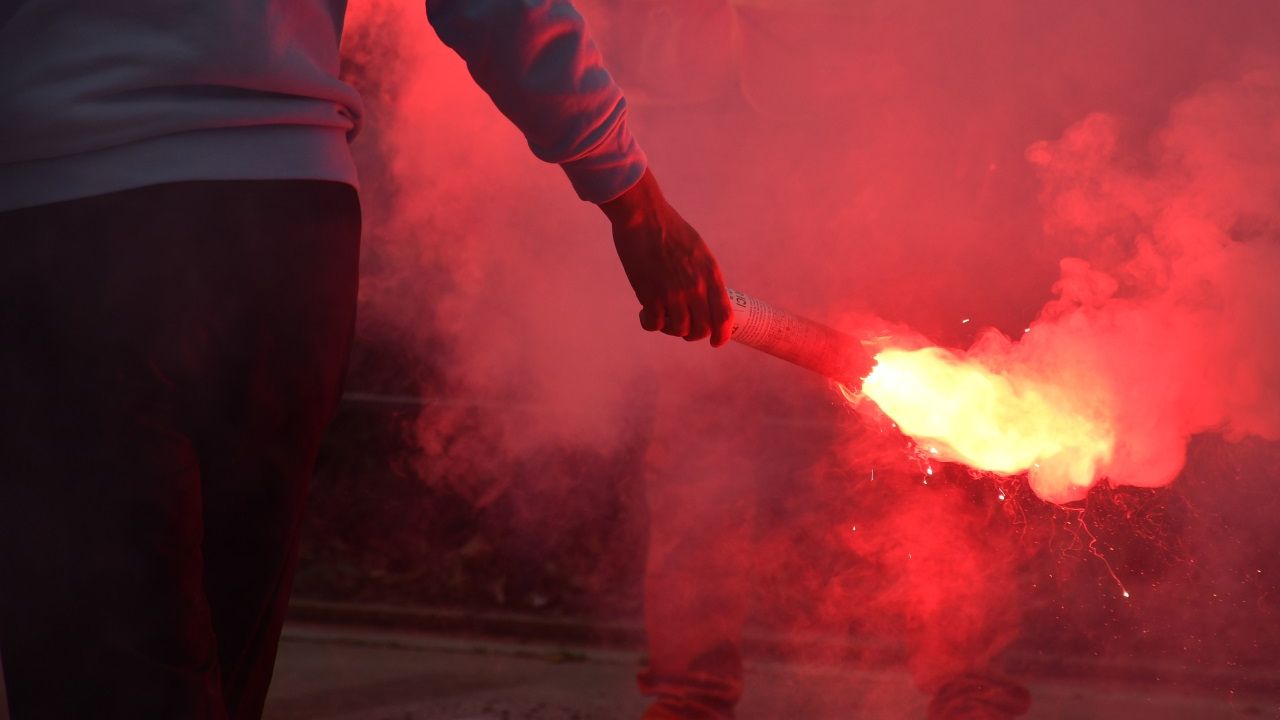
[859,71,1280,501]
[335,0,1280,714]
[863,69,1280,502]
[1028,72,1280,472]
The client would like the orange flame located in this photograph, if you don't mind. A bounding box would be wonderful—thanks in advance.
[857,346,1116,503]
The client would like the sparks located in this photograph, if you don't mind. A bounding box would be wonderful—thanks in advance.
[1068,506,1131,599]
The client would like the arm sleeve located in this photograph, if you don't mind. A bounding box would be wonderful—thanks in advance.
[427,0,648,203]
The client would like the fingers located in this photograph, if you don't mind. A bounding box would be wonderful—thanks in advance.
[640,294,718,342]
[684,286,711,342]
[638,280,729,344]
[663,300,691,339]
[686,275,716,340]
[639,304,663,332]
[707,278,733,348]
[638,296,699,340]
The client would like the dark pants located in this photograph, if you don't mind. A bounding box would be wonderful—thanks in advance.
[0,181,361,719]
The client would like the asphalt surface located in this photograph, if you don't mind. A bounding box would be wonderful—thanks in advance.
[263,624,1280,720]
[0,621,1274,719]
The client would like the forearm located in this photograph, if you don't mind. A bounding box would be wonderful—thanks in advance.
[426,0,647,203]
[426,0,729,346]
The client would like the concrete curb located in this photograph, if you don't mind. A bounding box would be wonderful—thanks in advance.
[288,599,646,649]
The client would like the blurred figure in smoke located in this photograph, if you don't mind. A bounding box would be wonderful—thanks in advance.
[585,2,1033,718]
[0,1,730,717]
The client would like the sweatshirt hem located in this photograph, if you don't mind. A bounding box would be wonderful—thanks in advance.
[0,125,357,212]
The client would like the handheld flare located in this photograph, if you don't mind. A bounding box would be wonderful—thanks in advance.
[727,288,874,389]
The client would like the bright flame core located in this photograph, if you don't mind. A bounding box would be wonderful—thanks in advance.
[859,347,1116,503]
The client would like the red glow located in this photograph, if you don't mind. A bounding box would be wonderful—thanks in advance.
[848,75,1280,504]
[859,344,1114,503]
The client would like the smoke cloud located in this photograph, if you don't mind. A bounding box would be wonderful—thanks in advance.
[1020,71,1280,493]
[331,0,1280,713]
[865,68,1280,503]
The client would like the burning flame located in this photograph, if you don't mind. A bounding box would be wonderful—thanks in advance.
[856,346,1116,503]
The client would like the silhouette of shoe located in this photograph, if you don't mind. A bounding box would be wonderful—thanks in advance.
[927,673,1032,720]
[642,696,734,720]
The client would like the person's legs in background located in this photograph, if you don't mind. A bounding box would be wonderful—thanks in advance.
[843,459,1031,720]
[637,356,838,720]
[913,470,1031,720]
[0,181,360,719]
[638,384,756,720]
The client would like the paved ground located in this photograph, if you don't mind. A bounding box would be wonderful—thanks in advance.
[1,621,1273,718]
[0,621,1273,718]
[264,624,1280,720]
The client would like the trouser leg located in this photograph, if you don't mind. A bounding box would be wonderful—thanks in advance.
[0,346,221,719]
[638,383,760,719]
[0,180,360,719]
[191,183,360,719]
[638,361,837,719]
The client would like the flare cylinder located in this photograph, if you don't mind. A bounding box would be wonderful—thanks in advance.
[728,288,874,389]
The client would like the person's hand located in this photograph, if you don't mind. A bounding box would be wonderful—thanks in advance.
[599,168,733,346]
